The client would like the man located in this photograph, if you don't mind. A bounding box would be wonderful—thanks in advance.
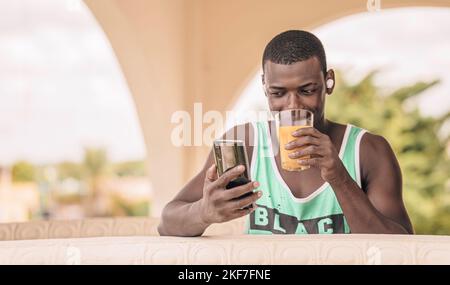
[158,30,413,236]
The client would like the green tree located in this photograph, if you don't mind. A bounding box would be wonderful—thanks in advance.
[11,161,36,182]
[326,71,450,235]
[82,147,110,217]
[113,160,146,177]
[83,148,108,178]
[57,161,83,180]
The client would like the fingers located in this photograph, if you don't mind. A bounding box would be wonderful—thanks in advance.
[215,165,246,188]
[288,145,323,159]
[205,164,218,183]
[297,157,321,168]
[229,205,257,220]
[229,191,262,211]
[285,135,320,150]
[291,126,323,138]
[222,180,260,200]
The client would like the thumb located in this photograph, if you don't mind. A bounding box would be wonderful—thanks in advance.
[205,164,218,183]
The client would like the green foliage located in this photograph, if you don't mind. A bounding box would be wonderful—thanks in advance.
[83,147,109,178]
[113,160,147,177]
[110,194,150,216]
[11,161,36,182]
[57,161,83,180]
[326,71,450,235]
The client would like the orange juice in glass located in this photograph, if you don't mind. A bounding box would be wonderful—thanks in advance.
[276,109,314,171]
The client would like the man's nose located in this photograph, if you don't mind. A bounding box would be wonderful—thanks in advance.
[286,92,304,110]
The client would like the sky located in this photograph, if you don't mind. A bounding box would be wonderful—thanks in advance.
[0,1,449,165]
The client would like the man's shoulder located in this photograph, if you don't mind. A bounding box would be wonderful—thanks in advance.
[359,130,399,181]
[360,131,393,155]
[340,121,390,152]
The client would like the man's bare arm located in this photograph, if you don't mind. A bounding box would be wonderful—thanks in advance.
[157,152,213,237]
[158,123,258,237]
[331,133,413,234]
[290,127,413,234]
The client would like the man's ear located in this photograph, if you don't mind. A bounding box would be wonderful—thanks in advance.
[325,69,335,95]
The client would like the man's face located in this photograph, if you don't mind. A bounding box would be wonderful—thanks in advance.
[262,56,333,123]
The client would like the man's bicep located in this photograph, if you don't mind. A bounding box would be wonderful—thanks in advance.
[361,134,413,233]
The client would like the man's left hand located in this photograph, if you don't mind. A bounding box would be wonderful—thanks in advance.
[285,127,348,184]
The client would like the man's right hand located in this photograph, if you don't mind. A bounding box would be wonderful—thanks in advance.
[199,164,262,224]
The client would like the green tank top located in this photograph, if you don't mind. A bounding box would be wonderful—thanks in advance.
[245,121,367,234]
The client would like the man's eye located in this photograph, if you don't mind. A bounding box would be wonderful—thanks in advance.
[270,92,284,97]
[301,89,316,95]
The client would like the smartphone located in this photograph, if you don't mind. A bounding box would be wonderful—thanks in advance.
[213,139,253,209]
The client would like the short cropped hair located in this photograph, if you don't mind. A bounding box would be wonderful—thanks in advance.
[262,30,327,75]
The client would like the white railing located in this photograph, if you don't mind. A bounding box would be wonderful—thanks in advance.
[0,217,449,264]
